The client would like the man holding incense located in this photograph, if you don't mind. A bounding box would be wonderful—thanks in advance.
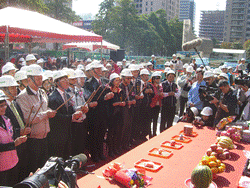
[16,64,56,173]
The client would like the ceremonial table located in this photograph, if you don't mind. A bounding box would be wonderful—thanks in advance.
[77,122,250,188]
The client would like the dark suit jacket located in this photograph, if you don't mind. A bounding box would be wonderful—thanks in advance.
[162,81,178,106]
[134,80,154,106]
[5,100,25,139]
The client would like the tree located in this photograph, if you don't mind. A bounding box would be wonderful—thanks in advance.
[212,37,220,48]
[220,42,232,49]
[0,0,47,12]
[231,40,243,49]
[243,40,250,50]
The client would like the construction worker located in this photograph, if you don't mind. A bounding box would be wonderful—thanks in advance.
[14,70,28,94]
[2,62,17,77]
[25,54,37,66]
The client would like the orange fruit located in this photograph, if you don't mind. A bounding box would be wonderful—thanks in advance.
[216,160,221,167]
[201,158,209,165]
[218,166,225,173]
[208,156,217,162]
[220,163,226,169]
[209,161,217,168]
[211,167,219,174]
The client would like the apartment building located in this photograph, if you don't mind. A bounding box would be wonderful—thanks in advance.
[179,0,195,28]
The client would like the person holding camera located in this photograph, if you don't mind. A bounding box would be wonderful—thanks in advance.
[212,80,238,125]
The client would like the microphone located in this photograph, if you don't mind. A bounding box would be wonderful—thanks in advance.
[70,153,88,171]
[182,38,203,51]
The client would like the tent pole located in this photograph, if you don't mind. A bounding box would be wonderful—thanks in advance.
[100,40,103,60]
[5,25,9,62]
[28,43,32,53]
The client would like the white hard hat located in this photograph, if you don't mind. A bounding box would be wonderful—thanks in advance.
[146,62,153,66]
[122,59,126,62]
[14,71,27,81]
[140,69,150,75]
[117,61,122,66]
[77,64,85,70]
[120,69,133,77]
[37,58,44,64]
[196,68,203,72]
[169,62,173,66]
[200,65,204,68]
[151,71,162,78]
[151,55,155,58]
[186,66,194,73]
[190,107,199,116]
[106,63,112,67]
[213,68,222,75]
[129,64,139,71]
[64,68,76,79]
[26,64,43,76]
[2,62,17,74]
[75,69,86,78]
[26,54,37,61]
[53,70,68,82]
[42,73,49,82]
[190,63,194,67]
[172,54,176,57]
[165,62,170,66]
[20,66,27,72]
[126,62,130,67]
[228,66,232,70]
[137,64,144,69]
[219,73,228,80]
[164,67,171,73]
[19,57,25,62]
[221,65,228,69]
[203,71,214,79]
[205,66,211,70]
[241,58,246,61]
[201,106,213,116]
[167,70,176,76]
[91,60,103,69]
[0,75,19,87]
[131,59,135,62]
[0,90,9,101]
[102,66,109,72]
[21,61,26,66]
[44,70,53,78]
[183,63,189,69]
[86,58,92,63]
[85,63,92,71]
[110,73,120,81]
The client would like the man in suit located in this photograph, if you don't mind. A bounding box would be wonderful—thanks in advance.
[48,70,83,160]
[84,61,112,162]
[160,70,179,132]
[0,75,31,181]
[132,69,154,143]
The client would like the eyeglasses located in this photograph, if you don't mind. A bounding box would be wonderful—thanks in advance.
[155,77,161,79]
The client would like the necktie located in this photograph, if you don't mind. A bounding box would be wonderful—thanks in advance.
[10,102,25,129]
[63,92,68,110]
[126,86,129,101]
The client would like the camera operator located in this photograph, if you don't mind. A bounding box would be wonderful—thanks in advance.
[212,80,238,125]
[199,71,219,120]
[241,84,250,120]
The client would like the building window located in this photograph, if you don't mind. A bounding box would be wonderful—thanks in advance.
[140,4,142,7]
[140,0,142,2]
[146,8,147,11]
[146,2,148,6]
[151,7,153,11]
[140,9,142,13]
[136,4,139,8]
[151,1,153,5]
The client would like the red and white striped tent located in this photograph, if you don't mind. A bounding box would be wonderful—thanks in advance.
[0,7,102,43]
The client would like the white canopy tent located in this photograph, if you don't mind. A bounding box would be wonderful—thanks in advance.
[63,40,120,51]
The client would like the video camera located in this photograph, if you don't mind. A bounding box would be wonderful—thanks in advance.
[235,75,250,86]
[199,84,218,101]
[14,154,87,188]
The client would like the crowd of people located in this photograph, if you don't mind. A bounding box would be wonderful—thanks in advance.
[0,53,250,186]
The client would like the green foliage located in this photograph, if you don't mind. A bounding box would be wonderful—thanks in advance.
[0,0,47,12]
[231,40,243,49]
[243,40,250,50]
[92,0,183,56]
[220,42,232,49]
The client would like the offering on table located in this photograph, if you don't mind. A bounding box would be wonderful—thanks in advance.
[134,159,163,172]
[161,141,184,150]
[180,134,184,140]
[103,163,152,188]
[217,136,235,150]
[184,125,193,136]
[180,130,198,137]
[191,165,213,188]
[216,116,236,130]
[206,143,230,160]
[199,155,226,175]
[148,148,173,159]
[172,135,192,143]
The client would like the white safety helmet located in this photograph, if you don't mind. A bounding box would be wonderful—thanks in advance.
[14,71,27,81]
[190,107,199,116]
[164,67,171,73]
[42,73,49,82]
[85,63,92,71]
[219,73,228,80]
[117,61,122,66]
[203,71,214,79]
[37,58,44,64]
[126,62,131,67]
[183,63,189,69]
[196,68,203,73]
[0,89,9,101]
[137,64,144,70]
[86,58,92,63]
[186,66,194,73]
[106,63,112,67]
[20,66,27,72]
[75,69,86,78]
[102,66,109,72]
[228,66,232,70]
[26,54,37,61]
[201,106,213,116]
[151,55,155,58]
[129,64,139,71]
[53,70,68,82]
[44,70,53,78]
[120,69,133,77]
[0,75,19,87]
[122,59,126,62]
[146,62,153,67]
[151,71,162,78]
[241,58,246,61]
[140,69,150,75]
[221,65,228,70]
[213,68,222,75]
[205,66,211,70]
[91,60,103,69]
[165,62,171,66]
[64,68,76,79]
[77,64,85,71]
[166,70,176,76]
[109,73,120,81]
[26,64,43,76]
[2,62,18,75]
[172,54,176,57]
[19,57,25,62]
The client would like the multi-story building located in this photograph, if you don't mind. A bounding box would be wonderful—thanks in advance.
[179,0,195,28]
[134,0,180,21]
[199,10,225,43]
[43,0,73,9]
[223,0,249,44]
